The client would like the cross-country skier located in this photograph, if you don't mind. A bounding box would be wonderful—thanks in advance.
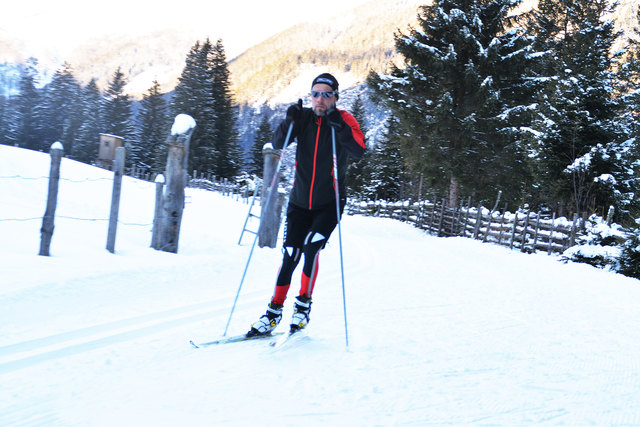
[247,73,366,336]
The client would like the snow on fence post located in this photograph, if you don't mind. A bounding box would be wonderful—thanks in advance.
[259,144,286,248]
[156,114,196,253]
[39,142,64,256]
[150,174,165,249]
[106,146,125,253]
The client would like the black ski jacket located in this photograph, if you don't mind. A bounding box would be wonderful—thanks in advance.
[273,107,366,210]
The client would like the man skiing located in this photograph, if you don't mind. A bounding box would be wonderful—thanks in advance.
[247,73,366,337]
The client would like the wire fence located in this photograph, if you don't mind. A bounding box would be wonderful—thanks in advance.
[1,160,620,256]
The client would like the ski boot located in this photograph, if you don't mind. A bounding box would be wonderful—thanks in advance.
[247,302,283,337]
[290,295,312,333]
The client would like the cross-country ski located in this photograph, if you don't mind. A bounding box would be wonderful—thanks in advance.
[190,332,284,348]
[269,329,307,350]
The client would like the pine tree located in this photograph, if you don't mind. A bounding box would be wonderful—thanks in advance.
[251,113,273,177]
[60,86,85,157]
[346,94,371,198]
[210,39,241,178]
[618,35,640,223]
[0,95,10,146]
[12,59,42,150]
[72,79,103,163]
[368,0,538,206]
[171,39,217,175]
[103,67,137,163]
[365,116,405,200]
[40,63,80,151]
[137,80,169,172]
[527,0,630,217]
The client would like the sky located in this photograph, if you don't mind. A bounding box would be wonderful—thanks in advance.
[1,0,372,60]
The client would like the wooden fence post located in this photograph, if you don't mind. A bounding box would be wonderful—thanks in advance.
[450,202,459,236]
[483,191,502,243]
[497,204,508,246]
[532,211,541,253]
[473,204,482,239]
[568,212,579,249]
[156,114,196,253]
[461,196,472,237]
[39,142,64,256]
[259,145,286,248]
[436,198,446,236]
[150,174,165,249]
[509,211,519,250]
[106,146,125,253]
[547,212,556,255]
[520,210,531,252]
[158,144,186,253]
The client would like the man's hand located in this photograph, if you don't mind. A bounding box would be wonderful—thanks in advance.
[286,99,303,123]
[326,108,344,130]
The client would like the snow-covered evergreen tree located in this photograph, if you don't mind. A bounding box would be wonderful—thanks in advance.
[346,94,372,198]
[210,39,241,178]
[12,59,42,150]
[103,67,137,163]
[365,116,405,200]
[60,84,85,157]
[72,79,103,163]
[171,39,217,175]
[250,114,273,177]
[527,0,633,219]
[618,225,640,279]
[39,63,79,151]
[368,0,539,206]
[0,94,11,146]
[137,80,169,173]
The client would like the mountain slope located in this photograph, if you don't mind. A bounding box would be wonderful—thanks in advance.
[229,0,424,105]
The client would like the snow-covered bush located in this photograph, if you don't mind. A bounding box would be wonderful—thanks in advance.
[618,224,640,280]
[561,214,626,270]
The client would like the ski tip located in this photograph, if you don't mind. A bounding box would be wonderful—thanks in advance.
[189,340,200,349]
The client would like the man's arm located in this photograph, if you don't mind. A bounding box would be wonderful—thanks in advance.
[335,110,366,160]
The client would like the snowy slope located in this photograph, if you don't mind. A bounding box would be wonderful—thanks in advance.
[1,144,640,426]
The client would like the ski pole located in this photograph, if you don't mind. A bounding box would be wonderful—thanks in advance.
[223,120,295,336]
[330,126,349,348]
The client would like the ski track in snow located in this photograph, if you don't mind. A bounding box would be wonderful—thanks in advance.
[2,145,640,426]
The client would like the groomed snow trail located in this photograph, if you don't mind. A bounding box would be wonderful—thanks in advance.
[1,145,640,426]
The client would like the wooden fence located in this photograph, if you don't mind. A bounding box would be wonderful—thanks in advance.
[347,199,583,255]
[124,166,585,255]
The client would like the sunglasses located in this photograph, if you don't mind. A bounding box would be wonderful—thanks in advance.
[310,90,337,99]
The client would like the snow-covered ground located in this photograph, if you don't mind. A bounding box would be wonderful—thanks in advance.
[1,144,639,426]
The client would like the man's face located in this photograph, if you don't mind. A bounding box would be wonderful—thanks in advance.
[311,83,337,117]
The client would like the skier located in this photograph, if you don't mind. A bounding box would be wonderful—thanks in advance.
[248,73,366,336]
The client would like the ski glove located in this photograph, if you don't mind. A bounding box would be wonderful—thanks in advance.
[326,108,344,130]
[286,99,303,123]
